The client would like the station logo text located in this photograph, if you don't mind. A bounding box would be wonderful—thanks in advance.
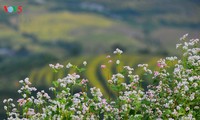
[3,6,23,14]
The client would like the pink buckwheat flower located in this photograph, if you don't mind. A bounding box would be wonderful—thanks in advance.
[27,108,35,116]
[106,55,111,58]
[154,71,159,77]
[108,60,112,63]
[101,65,106,69]
[157,59,167,68]
[17,98,27,106]
[81,79,88,84]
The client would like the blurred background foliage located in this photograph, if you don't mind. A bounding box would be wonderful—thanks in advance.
[0,0,200,118]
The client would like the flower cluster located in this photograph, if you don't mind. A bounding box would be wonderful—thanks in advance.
[49,63,64,69]
[3,34,200,120]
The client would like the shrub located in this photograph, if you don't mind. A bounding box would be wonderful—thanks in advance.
[3,34,200,120]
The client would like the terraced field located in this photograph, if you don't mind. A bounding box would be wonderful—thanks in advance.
[17,11,144,55]
[29,55,160,97]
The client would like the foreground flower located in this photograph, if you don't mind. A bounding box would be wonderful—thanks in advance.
[83,61,87,66]
[27,108,35,116]
[17,98,27,106]
[101,64,106,69]
[116,60,120,64]
[49,63,64,69]
[66,62,73,68]
[3,34,200,119]
[113,48,123,55]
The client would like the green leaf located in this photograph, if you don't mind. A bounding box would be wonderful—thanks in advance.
[65,101,73,108]
[89,105,96,113]
[25,101,32,107]
[111,85,118,91]
[78,68,86,73]
[53,81,59,87]
[53,68,58,73]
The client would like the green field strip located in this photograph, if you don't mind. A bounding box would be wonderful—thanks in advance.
[30,69,39,85]
[30,69,38,85]
[100,61,119,98]
[96,62,115,98]
[81,58,91,79]
[41,67,51,86]
[99,55,114,80]
[44,69,54,86]
[57,69,66,79]
[99,59,118,98]
[37,67,49,86]
[111,56,126,83]
[85,55,109,98]
[101,63,112,81]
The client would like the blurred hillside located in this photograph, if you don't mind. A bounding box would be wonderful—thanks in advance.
[0,0,200,119]
[1,0,200,57]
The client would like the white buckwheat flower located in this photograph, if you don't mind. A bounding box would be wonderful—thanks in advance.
[116,60,120,64]
[66,63,73,68]
[180,33,188,41]
[113,48,123,55]
[83,61,87,66]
